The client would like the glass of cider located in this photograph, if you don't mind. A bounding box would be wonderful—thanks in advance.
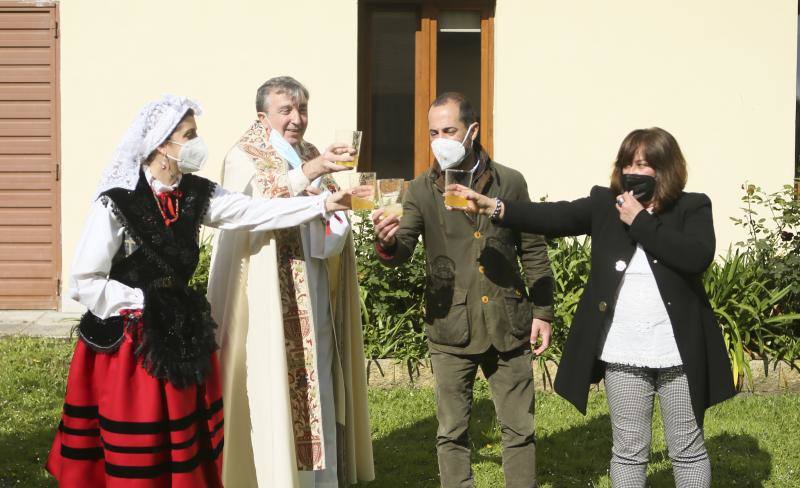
[378,178,405,219]
[348,172,377,211]
[444,169,472,209]
[334,129,362,169]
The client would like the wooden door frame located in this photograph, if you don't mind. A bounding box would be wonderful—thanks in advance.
[358,0,495,178]
[0,0,61,309]
[413,3,435,176]
[414,3,494,176]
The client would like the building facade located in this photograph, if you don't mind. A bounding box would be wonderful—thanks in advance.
[0,0,795,310]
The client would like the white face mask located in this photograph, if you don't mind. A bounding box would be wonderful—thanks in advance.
[166,137,209,173]
[431,123,477,170]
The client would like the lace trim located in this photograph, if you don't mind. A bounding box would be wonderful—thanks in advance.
[599,352,683,369]
[138,285,218,388]
[194,179,216,238]
[93,95,202,200]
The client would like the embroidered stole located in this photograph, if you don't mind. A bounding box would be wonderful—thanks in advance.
[234,121,332,471]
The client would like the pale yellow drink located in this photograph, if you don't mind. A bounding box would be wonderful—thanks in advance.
[380,203,403,218]
[444,169,472,209]
[335,129,362,170]
[348,172,377,210]
[351,195,375,211]
[339,155,359,169]
[445,193,469,208]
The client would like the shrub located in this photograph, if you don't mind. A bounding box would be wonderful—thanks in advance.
[725,183,800,387]
[351,212,428,368]
[545,236,591,359]
[189,232,213,296]
[731,183,800,317]
[532,236,590,389]
[704,249,800,390]
[187,185,800,392]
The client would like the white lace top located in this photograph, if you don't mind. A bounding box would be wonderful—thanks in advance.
[598,244,683,368]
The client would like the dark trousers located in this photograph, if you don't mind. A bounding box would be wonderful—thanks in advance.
[430,346,536,488]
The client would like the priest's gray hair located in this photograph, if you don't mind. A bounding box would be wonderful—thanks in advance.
[255,76,309,113]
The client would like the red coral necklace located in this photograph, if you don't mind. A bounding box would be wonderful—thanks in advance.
[151,187,183,227]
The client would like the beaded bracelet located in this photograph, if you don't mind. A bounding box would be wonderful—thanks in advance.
[489,197,503,221]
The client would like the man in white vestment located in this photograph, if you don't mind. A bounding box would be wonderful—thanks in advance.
[207,76,374,487]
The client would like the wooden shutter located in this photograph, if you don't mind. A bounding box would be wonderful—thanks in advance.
[0,3,60,309]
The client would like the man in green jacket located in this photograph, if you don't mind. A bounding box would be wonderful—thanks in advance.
[372,92,554,488]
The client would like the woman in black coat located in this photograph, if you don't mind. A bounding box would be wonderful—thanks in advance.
[447,127,735,487]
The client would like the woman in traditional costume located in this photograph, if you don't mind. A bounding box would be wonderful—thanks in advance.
[46,94,355,487]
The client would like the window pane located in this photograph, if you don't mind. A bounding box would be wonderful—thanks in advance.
[369,10,416,180]
[437,11,482,123]
[438,11,480,32]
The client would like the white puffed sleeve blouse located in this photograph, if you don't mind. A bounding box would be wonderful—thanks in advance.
[69,171,332,319]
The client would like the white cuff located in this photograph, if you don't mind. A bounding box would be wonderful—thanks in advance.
[288,167,312,196]
[319,190,332,219]
[120,287,145,314]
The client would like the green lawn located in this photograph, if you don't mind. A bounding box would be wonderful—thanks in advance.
[2,336,799,487]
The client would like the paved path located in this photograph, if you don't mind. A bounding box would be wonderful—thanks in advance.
[0,310,80,338]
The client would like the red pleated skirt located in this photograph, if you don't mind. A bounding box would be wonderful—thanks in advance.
[46,324,224,487]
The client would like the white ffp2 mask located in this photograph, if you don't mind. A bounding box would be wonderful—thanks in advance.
[167,137,209,173]
[431,123,477,170]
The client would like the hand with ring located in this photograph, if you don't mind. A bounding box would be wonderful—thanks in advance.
[615,191,645,225]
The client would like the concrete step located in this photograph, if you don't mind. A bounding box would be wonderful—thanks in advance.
[0,310,80,338]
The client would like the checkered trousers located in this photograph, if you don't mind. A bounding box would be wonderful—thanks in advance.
[604,363,711,488]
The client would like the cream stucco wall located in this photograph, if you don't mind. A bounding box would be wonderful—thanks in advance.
[59,0,358,310]
[494,0,797,256]
[57,0,796,310]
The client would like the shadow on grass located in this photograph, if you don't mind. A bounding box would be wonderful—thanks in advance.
[2,400,774,488]
[361,397,612,487]
[647,432,771,487]
[357,397,503,488]
[537,414,612,486]
[0,425,58,487]
[363,401,772,488]
[540,420,771,487]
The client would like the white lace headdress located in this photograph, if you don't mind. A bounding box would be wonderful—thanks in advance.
[93,94,202,199]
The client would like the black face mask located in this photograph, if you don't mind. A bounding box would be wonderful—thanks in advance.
[621,173,656,203]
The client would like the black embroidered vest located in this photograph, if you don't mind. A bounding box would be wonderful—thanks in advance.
[78,170,218,388]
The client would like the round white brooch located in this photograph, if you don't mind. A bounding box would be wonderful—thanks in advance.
[615,260,627,272]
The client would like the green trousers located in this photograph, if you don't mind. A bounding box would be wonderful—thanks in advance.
[430,346,537,488]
